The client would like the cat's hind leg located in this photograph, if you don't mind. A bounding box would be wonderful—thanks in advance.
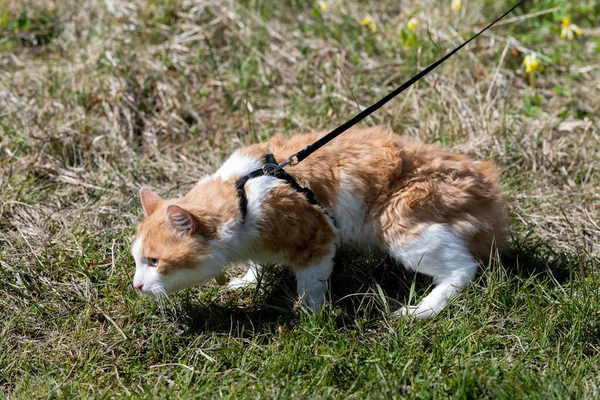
[388,224,478,319]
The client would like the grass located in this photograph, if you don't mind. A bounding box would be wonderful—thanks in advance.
[1,0,599,398]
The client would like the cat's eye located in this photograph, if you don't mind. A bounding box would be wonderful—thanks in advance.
[148,258,159,267]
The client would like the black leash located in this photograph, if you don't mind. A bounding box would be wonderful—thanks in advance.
[270,0,527,171]
[235,0,526,222]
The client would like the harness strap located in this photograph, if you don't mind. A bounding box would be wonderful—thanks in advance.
[235,154,334,224]
[235,163,265,220]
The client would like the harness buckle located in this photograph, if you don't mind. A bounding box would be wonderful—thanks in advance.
[262,155,299,175]
[262,162,279,175]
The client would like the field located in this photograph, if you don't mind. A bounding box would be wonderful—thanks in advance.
[1,0,599,398]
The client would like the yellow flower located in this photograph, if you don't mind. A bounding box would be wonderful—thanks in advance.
[407,18,419,32]
[319,2,328,12]
[560,17,583,40]
[360,16,377,33]
[451,0,462,12]
[523,53,542,73]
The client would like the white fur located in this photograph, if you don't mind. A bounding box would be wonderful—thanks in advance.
[244,176,280,229]
[131,236,144,278]
[388,224,478,319]
[333,173,376,245]
[196,151,263,184]
[131,234,160,295]
[215,151,264,180]
[151,261,225,294]
[132,233,230,297]
[220,175,284,263]
[295,245,336,312]
[227,262,261,289]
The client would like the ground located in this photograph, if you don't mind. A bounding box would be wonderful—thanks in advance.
[1,0,599,398]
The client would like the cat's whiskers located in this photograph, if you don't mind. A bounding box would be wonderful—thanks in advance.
[154,288,168,318]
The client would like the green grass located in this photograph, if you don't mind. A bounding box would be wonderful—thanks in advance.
[1,0,599,398]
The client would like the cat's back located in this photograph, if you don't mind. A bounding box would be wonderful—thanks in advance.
[270,127,505,252]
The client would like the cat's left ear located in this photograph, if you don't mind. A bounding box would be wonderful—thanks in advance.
[166,205,218,239]
[166,205,200,236]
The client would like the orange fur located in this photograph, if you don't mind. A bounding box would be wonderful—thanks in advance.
[252,184,336,270]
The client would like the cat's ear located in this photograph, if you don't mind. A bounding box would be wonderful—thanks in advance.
[140,188,163,217]
[166,205,200,236]
[166,205,217,239]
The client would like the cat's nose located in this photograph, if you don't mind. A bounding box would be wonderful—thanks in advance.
[134,283,143,291]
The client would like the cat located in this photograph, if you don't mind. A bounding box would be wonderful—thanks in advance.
[131,126,506,319]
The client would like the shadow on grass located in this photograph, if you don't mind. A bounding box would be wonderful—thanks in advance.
[174,235,589,336]
[500,233,583,284]
[173,246,423,336]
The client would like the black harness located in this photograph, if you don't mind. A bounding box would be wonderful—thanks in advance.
[234,154,334,223]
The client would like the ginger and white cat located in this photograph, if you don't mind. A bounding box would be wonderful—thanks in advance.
[131,126,506,319]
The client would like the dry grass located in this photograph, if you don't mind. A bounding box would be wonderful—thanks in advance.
[1,0,599,398]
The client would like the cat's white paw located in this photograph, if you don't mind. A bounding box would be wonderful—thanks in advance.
[224,263,260,290]
[395,304,437,320]
[226,276,256,290]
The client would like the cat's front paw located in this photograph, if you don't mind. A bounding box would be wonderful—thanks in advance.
[395,304,437,320]
[226,276,256,290]
[224,263,260,290]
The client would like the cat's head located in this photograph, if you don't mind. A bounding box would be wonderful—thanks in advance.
[131,188,226,297]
